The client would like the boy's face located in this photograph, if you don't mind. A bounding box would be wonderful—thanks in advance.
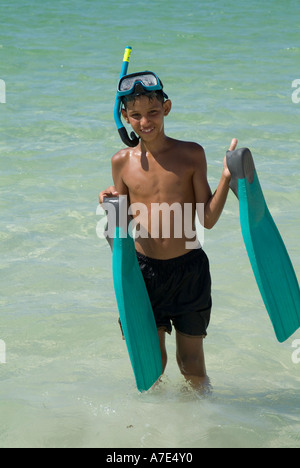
[121,95,171,142]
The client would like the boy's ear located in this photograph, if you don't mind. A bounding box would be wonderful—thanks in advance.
[121,109,130,123]
[163,99,172,116]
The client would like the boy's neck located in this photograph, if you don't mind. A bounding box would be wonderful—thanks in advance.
[140,132,171,156]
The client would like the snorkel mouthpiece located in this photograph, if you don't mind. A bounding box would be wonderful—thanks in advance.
[114,46,140,147]
[118,127,140,148]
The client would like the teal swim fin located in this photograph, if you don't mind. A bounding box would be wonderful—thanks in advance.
[227,148,300,342]
[104,196,163,391]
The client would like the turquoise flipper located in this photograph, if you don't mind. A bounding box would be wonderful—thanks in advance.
[104,197,163,391]
[227,148,300,343]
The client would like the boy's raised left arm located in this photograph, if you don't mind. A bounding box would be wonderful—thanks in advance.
[193,138,238,230]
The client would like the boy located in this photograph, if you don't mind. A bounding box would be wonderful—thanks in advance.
[99,73,237,389]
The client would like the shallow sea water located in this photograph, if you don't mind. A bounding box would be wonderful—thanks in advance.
[0,0,299,448]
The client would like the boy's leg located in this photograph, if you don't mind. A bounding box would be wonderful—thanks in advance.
[158,328,168,373]
[175,330,208,388]
[119,319,168,374]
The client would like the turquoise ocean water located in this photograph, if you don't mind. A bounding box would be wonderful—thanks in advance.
[0,0,299,448]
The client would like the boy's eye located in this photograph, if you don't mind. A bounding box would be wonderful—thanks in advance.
[129,110,159,119]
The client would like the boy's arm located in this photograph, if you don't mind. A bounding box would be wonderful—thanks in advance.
[98,150,129,204]
[111,150,129,195]
[193,139,238,230]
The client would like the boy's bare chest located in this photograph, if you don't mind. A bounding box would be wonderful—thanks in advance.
[123,154,192,199]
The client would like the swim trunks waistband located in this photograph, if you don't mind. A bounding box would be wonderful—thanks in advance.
[136,249,203,269]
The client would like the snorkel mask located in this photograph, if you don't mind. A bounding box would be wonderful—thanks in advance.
[114,47,168,147]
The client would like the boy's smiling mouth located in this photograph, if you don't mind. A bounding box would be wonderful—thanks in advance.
[141,127,154,134]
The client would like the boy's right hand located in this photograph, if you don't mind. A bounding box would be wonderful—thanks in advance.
[98,186,119,205]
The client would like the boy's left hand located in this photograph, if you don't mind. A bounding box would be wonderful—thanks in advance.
[223,138,238,180]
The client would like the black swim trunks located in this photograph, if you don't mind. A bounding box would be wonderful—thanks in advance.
[136,249,212,337]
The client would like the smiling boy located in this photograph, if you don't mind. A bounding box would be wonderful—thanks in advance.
[99,73,237,389]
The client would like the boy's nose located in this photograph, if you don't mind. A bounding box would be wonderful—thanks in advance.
[140,116,151,127]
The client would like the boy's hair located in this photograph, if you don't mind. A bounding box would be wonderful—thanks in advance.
[121,90,166,110]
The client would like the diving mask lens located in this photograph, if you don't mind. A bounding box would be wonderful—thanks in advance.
[118,72,162,96]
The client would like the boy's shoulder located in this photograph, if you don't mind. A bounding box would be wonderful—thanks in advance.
[111,147,131,167]
[172,138,204,152]
[170,138,206,163]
